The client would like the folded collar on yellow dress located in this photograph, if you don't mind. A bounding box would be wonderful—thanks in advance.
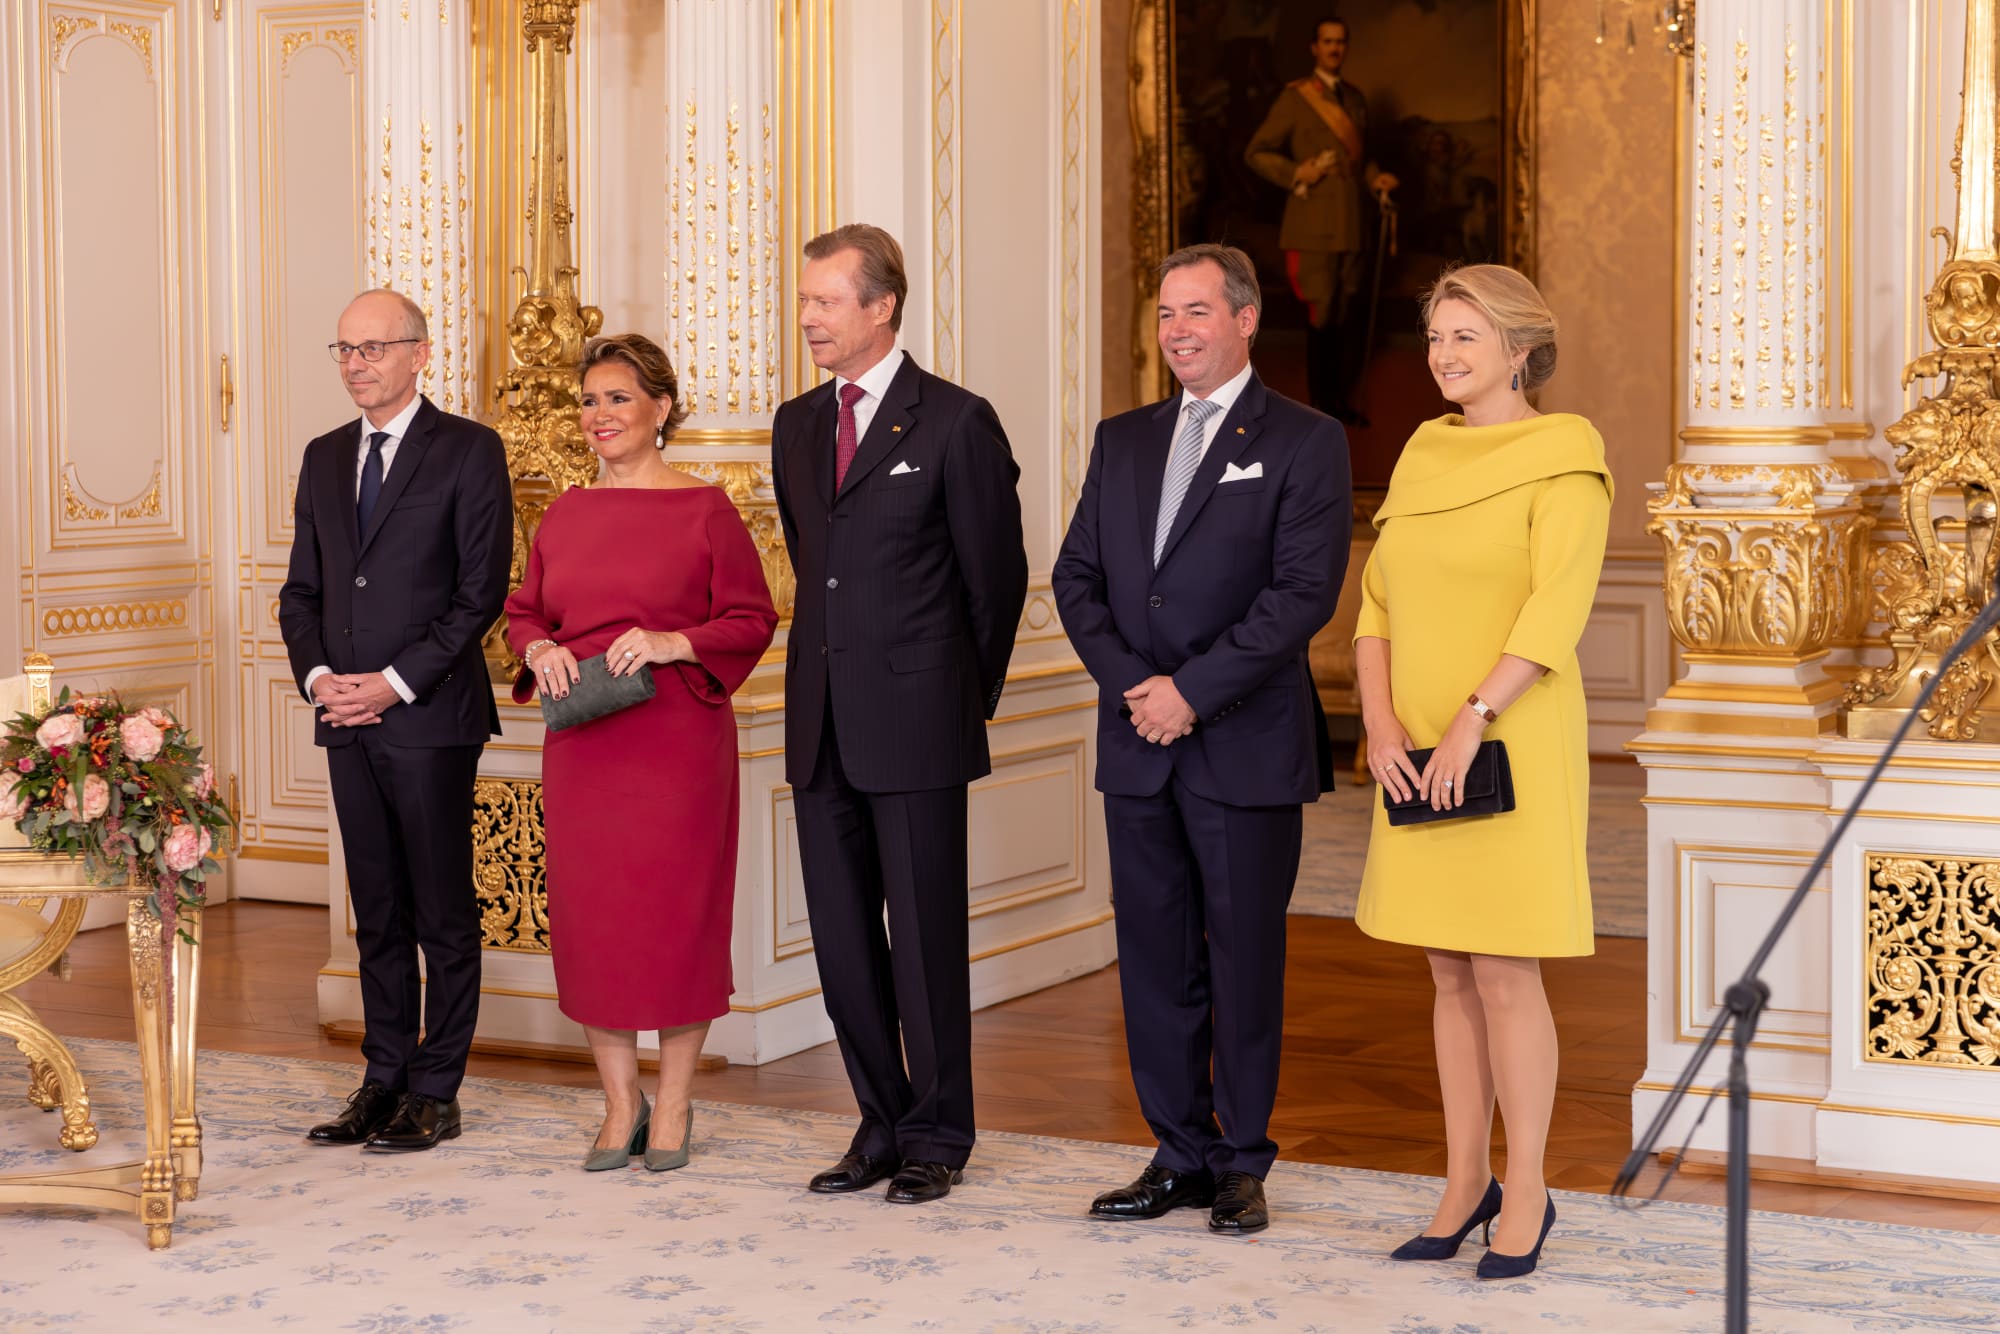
[1371,412,1615,528]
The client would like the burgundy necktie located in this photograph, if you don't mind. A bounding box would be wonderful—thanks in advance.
[834,382,867,490]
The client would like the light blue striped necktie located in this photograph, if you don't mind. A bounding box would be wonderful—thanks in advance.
[1153,397,1221,566]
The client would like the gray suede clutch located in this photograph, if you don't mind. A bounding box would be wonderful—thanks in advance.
[538,652,656,731]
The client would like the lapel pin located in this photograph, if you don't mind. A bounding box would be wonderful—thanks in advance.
[1235,427,1246,435]
[892,425,902,432]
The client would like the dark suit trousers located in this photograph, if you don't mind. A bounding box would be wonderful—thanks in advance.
[1104,776,1302,1179]
[794,700,975,1168]
[326,731,485,1101]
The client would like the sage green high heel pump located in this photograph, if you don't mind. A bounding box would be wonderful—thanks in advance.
[583,1093,650,1172]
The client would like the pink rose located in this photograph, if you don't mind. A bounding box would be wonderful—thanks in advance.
[140,706,175,731]
[34,712,84,751]
[193,761,215,799]
[120,716,165,762]
[15,757,30,773]
[163,823,210,874]
[0,772,25,822]
[64,773,110,822]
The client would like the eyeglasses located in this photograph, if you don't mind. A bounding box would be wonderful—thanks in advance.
[327,339,422,363]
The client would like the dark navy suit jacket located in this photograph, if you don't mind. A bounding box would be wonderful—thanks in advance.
[1053,371,1351,808]
[278,397,514,749]
[773,355,1029,793]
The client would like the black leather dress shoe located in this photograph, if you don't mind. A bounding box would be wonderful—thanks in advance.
[1089,1163,1217,1219]
[884,1160,962,1203]
[307,1081,403,1146]
[808,1151,900,1194]
[362,1093,462,1152]
[1208,1170,1269,1234]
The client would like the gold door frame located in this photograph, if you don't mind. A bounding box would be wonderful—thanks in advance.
[1126,0,1537,402]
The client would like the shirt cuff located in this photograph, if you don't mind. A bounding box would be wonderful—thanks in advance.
[382,666,417,705]
[303,665,331,706]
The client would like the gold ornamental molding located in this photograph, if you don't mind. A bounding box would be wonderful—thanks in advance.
[931,0,962,382]
[1845,0,2000,743]
[1647,497,1872,660]
[1866,854,2000,1068]
[41,598,189,638]
[471,777,550,953]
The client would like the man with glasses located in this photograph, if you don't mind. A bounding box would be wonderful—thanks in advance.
[279,288,513,1153]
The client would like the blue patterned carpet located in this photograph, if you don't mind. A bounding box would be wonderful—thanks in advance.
[0,1040,1993,1331]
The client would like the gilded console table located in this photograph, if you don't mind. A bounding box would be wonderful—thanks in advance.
[0,850,203,1249]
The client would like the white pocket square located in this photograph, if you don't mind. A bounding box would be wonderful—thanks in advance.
[1220,461,1263,482]
[889,460,921,475]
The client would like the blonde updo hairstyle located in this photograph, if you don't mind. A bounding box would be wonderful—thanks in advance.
[1421,263,1558,393]
[577,333,691,448]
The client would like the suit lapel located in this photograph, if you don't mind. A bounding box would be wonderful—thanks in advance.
[1135,395,1180,565]
[357,397,436,560]
[316,421,361,566]
[835,355,921,500]
[796,382,837,511]
[1157,372,1268,569]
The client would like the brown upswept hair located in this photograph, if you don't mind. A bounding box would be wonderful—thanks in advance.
[803,223,909,331]
[577,333,690,446]
[1421,263,1559,393]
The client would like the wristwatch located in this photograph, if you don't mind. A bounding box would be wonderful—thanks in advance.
[1466,693,1499,723]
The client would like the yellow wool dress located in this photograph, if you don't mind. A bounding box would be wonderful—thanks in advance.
[1352,413,1612,958]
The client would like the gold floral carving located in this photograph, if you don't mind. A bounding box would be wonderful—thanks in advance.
[1059,0,1087,513]
[1845,0,2000,742]
[120,470,162,519]
[482,0,603,681]
[1866,855,2000,1068]
[326,27,359,67]
[61,475,108,522]
[127,897,161,1006]
[1648,499,1871,658]
[471,777,550,953]
[106,21,153,77]
[49,14,99,62]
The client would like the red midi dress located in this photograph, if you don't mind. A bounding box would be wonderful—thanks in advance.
[504,485,778,1030]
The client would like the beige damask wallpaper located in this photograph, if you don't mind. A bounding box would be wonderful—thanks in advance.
[1524,7,1678,555]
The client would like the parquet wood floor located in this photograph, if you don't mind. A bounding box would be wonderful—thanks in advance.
[17,895,2000,1236]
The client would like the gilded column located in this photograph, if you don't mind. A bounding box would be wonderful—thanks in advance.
[363,0,477,416]
[664,1,782,433]
[1645,0,1871,737]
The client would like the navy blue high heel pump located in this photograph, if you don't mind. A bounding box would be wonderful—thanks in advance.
[1476,1192,1557,1279]
[1388,1177,1503,1261]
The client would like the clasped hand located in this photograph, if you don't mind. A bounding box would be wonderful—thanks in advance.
[1125,675,1195,746]
[1366,707,1480,811]
[313,672,400,728]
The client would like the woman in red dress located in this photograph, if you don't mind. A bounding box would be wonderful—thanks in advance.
[505,333,778,1171]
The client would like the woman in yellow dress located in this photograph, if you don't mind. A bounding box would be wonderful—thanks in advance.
[1352,264,1611,1279]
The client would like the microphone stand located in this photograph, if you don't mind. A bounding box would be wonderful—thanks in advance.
[1614,591,2000,1334]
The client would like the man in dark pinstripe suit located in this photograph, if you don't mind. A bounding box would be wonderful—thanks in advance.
[772,224,1028,1205]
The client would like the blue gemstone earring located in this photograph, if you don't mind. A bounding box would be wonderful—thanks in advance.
[1511,371,1520,391]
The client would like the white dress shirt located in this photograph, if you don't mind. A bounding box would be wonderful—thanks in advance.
[304,394,425,707]
[832,347,906,448]
[1173,359,1255,467]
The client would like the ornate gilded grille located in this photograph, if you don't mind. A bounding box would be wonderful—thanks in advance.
[1865,854,2000,1067]
[472,777,550,953]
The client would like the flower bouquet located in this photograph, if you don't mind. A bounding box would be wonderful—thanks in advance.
[1,689,234,943]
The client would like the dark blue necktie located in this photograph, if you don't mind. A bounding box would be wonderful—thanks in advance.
[357,430,388,537]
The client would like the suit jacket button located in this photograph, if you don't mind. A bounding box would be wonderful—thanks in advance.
[820,644,828,656]
[826,577,838,590]
[354,575,367,588]
[1148,594,1163,608]
[342,628,352,637]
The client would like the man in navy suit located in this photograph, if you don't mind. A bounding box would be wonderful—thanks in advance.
[773,224,1028,1205]
[279,288,513,1153]
[1053,243,1350,1234]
